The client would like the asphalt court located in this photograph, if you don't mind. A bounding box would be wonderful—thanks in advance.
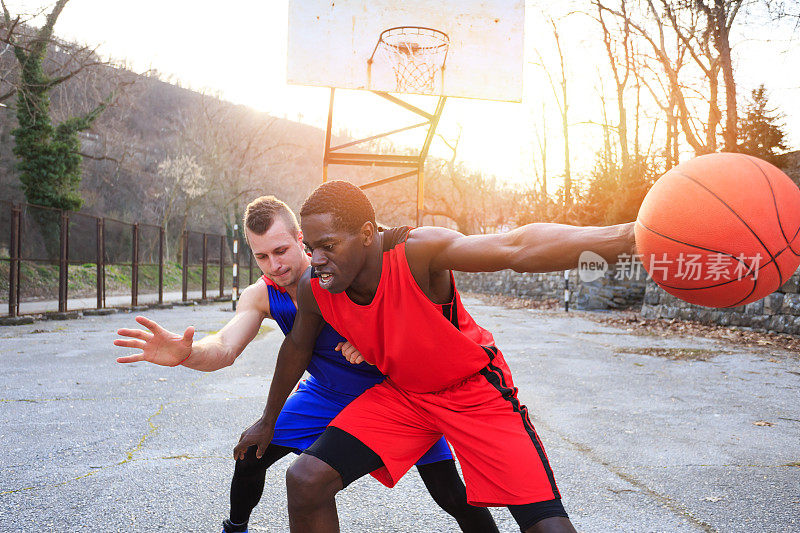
[1,298,798,532]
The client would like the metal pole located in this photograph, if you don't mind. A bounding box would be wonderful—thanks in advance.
[131,223,139,307]
[58,210,69,313]
[564,270,570,313]
[322,88,334,183]
[9,204,20,317]
[202,233,208,301]
[232,224,239,311]
[100,218,106,308]
[158,227,164,304]
[218,234,225,298]
[416,96,446,227]
[181,231,188,302]
[416,168,423,227]
[96,217,103,309]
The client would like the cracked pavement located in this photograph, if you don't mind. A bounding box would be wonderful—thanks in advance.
[1,298,798,532]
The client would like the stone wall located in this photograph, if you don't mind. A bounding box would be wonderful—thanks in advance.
[455,266,800,336]
[454,267,648,310]
[641,270,800,335]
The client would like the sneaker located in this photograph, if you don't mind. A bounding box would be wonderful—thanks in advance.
[221,518,248,533]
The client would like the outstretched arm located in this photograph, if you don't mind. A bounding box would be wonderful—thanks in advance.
[114,280,269,371]
[409,222,636,274]
[234,270,323,459]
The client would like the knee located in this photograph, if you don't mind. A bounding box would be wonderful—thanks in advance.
[286,454,341,509]
[234,445,261,472]
[429,485,467,515]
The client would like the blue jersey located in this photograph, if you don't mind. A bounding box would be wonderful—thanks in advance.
[263,275,385,396]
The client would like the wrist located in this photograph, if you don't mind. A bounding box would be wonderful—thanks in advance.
[177,347,192,366]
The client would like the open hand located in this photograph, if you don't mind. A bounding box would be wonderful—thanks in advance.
[114,316,194,366]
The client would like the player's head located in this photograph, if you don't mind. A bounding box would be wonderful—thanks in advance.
[300,180,377,294]
[243,195,308,288]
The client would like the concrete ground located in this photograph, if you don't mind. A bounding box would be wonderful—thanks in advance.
[0,297,798,532]
[11,289,214,315]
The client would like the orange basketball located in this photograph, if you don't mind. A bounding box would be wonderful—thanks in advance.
[635,153,800,308]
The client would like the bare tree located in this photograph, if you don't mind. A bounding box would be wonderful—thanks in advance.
[0,0,111,104]
[171,94,302,239]
[693,0,744,151]
[156,154,207,259]
[596,0,746,156]
[534,17,573,220]
[597,0,634,174]
[532,102,548,203]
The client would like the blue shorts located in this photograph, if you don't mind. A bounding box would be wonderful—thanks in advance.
[272,377,453,466]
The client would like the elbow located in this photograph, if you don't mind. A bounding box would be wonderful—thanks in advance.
[504,231,530,273]
[508,247,529,273]
[224,353,239,368]
[508,241,567,273]
[221,348,242,369]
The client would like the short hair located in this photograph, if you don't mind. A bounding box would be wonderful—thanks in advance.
[300,180,376,234]
[243,195,300,237]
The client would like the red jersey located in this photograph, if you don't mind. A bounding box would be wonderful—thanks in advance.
[310,226,496,393]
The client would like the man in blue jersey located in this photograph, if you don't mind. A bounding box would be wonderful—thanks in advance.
[114,195,498,533]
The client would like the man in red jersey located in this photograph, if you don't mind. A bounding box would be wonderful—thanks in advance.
[235,180,637,533]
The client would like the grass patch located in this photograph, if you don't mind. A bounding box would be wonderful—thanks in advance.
[0,260,240,302]
[616,347,720,361]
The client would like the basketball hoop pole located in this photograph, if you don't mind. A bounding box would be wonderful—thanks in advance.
[416,96,446,225]
[321,88,447,227]
[322,88,335,183]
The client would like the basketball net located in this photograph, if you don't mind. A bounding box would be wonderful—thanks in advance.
[374,27,449,94]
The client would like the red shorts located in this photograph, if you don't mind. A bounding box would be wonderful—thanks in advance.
[329,348,560,506]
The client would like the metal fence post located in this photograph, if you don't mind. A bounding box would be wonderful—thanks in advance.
[201,233,208,301]
[232,224,239,311]
[131,223,139,307]
[100,218,106,308]
[218,235,225,298]
[96,217,104,309]
[9,204,20,317]
[158,227,165,304]
[248,252,253,285]
[181,231,188,302]
[58,210,69,313]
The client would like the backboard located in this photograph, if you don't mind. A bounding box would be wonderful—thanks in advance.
[287,0,524,102]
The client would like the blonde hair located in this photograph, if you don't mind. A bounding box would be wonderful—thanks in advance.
[243,196,300,238]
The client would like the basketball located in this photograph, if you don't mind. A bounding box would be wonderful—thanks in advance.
[635,153,800,308]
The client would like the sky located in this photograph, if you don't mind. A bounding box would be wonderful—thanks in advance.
[5,0,800,190]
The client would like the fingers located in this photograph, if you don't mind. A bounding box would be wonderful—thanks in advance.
[135,315,162,334]
[234,431,251,460]
[182,326,195,342]
[116,328,152,341]
[256,443,267,459]
[113,339,146,350]
[340,344,363,364]
[116,353,145,363]
[335,342,344,351]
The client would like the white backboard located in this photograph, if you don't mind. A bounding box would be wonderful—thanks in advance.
[287,0,524,102]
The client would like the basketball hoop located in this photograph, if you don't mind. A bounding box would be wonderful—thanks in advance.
[369,26,449,94]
